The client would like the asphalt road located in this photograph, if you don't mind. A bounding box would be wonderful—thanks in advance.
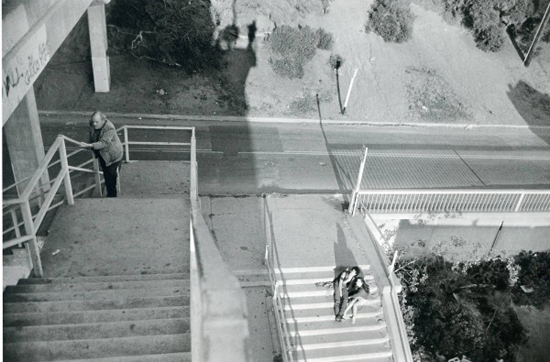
[35,114,550,194]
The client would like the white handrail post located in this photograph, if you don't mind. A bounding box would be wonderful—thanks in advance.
[59,138,74,206]
[190,133,198,201]
[21,201,43,277]
[92,158,103,197]
[11,209,22,247]
[514,192,526,212]
[123,126,130,163]
[350,146,368,215]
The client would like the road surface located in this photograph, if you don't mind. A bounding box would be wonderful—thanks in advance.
[31,114,550,194]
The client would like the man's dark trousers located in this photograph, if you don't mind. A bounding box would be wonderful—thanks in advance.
[98,157,122,197]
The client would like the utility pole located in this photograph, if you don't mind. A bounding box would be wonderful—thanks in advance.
[524,2,550,67]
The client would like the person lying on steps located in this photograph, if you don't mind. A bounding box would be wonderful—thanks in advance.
[341,277,371,324]
[333,266,362,322]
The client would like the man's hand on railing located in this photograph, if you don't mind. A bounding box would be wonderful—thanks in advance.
[78,142,93,148]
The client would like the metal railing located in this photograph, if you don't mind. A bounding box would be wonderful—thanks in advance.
[264,197,295,362]
[362,214,414,362]
[3,135,103,251]
[352,189,550,216]
[2,136,84,277]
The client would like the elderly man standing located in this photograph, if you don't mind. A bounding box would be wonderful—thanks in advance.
[79,111,123,197]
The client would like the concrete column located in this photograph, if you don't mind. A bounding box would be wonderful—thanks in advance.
[87,1,110,92]
[4,88,50,196]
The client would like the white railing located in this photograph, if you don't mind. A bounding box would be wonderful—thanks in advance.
[362,215,414,362]
[3,135,103,250]
[264,197,295,362]
[2,136,80,277]
[352,189,550,216]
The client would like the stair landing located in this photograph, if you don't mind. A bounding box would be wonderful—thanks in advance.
[39,198,190,277]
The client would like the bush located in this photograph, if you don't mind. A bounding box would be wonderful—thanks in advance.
[366,0,415,43]
[397,256,527,361]
[468,1,506,51]
[108,0,222,71]
[269,25,334,78]
[316,28,334,50]
[513,251,550,309]
[441,0,546,52]
[328,53,345,69]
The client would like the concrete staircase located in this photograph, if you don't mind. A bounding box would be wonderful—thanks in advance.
[275,266,393,362]
[3,273,191,362]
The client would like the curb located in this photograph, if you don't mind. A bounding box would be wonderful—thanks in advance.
[38,110,550,130]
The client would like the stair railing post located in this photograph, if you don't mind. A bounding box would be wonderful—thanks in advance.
[350,146,368,215]
[190,131,198,201]
[93,158,103,197]
[514,192,526,212]
[21,200,43,277]
[123,126,130,163]
[59,137,74,206]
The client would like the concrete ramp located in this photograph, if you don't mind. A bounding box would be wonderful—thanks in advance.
[39,197,189,277]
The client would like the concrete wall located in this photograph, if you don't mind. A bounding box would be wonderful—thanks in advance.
[2,0,94,123]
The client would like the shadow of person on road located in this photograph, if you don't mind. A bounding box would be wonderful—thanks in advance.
[507,81,550,147]
[333,223,359,277]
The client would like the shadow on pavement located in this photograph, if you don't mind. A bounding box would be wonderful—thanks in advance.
[507,80,550,147]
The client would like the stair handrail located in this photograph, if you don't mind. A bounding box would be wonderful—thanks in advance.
[2,135,77,277]
[264,197,295,362]
[363,213,414,362]
[3,134,103,244]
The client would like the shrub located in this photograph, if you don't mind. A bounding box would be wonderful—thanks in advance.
[316,28,334,50]
[269,25,334,78]
[513,251,550,309]
[397,256,527,361]
[468,1,506,51]
[108,0,222,71]
[328,53,345,69]
[366,0,415,43]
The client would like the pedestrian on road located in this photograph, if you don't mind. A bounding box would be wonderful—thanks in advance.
[333,266,362,322]
[79,111,123,197]
[341,277,370,324]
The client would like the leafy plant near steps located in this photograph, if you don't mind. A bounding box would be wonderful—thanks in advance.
[365,0,415,43]
[396,255,528,361]
[269,25,335,79]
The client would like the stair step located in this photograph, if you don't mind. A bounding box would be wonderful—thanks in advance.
[283,298,380,311]
[234,265,371,279]
[281,286,379,299]
[289,324,387,338]
[59,352,192,362]
[4,306,189,327]
[4,318,190,343]
[3,333,191,361]
[3,296,189,314]
[296,327,389,346]
[280,281,379,298]
[7,278,189,293]
[284,304,382,320]
[288,313,386,332]
[18,273,189,285]
[279,276,374,286]
[299,337,390,351]
[295,350,393,362]
[288,310,383,324]
[4,286,189,303]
